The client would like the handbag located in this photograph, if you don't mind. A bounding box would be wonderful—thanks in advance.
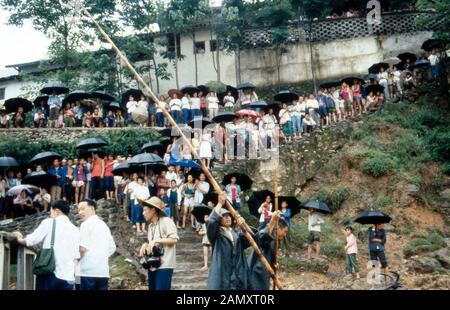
[32,219,56,276]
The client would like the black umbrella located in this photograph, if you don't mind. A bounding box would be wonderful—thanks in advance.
[192,204,214,224]
[106,101,123,111]
[222,173,253,191]
[368,62,389,74]
[141,141,166,154]
[248,100,268,110]
[129,153,167,174]
[397,52,417,63]
[63,91,92,105]
[7,184,40,197]
[21,171,56,188]
[341,77,365,85]
[212,112,237,123]
[421,39,444,52]
[112,162,141,177]
[0,156,19,168]
[76,138,108,150]
[237,82,256,90]
[29,152,62,165]
[33,95,49,106]
[247,190,275,217]
[300,200,332,214]
[122,89,144,106]
[279,196,302,217]
[202,191,219,205]
[40,82,70,95]
[411,59,430,69]
[353,210,392,224]
[197,85,209,95]
[274,91,299,103]
[188,116,213,129]
[4,97,33,113]
[181,85,200,95]
[91,90,116,102]
[184,168,202,180]
[319,81,341,89]
[364,84,384,95]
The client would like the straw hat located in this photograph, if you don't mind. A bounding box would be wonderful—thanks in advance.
[137,196,166,216]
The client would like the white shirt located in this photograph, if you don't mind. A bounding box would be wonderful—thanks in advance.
[181,97,191,110]
[378,71,388,82]
[194,181,210,204]
[48,95,61,110]
[307,99,319,109]
[279,109,291,122]
[0,179,6,198]
[79,215,116,278]
[190,97,201,110]
[428,54,439,66]
[132,183,150,201]
[126,100,138,113]
[223,95,235,107]
[169,99,182,111]
[207,96,219,109]
[165,171,177,182]
[303,117,316,126]
[138,100,149,110]
[308,212,324,232]
[25,216,80,282]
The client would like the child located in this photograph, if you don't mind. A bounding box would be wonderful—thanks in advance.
[344,226,360,278]
[83,111,93,128]
[198,214,211,271]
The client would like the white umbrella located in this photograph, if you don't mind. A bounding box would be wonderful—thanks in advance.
[7,184,40,197]
[383,57,402,66]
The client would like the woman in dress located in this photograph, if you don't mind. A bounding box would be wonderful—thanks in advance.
[199,130,212,168]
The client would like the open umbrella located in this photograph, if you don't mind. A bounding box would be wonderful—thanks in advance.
[33,95,49,106]
[167,89,183,99]
[188,116,213,129]
[383,57,402,66]
[21,171,56,188]
[319,81,341,89]
[278,196,302,217]
[181,85,200,95]
[222,173,253,191]
[7,184,40,197]
[300,200,332,214]
[353,210,392,224]
[113,162,130,177]
[4,98,33,113]
[411,59,430,69]
[197,85,209,95]
[367,73,379,80]
[341,77,365,85]
[212,112,237,123]
[63,91,92,105]
[205,81,227,94]
[247,190,275,217]
[202,191,219,205]
[248,100,268,110]
[274,91,299,103]
[170,157,201,170]
[364,84,384,95]
[129,153,167,174]
[141,141,166,154]
[421,39,444,52]
[0,156,19,168]
[237,82,256,90]
[40,82,69,95]
[29,152,62,165]
[397,52,417,63]
[91,90,116,102]
[122,89,144,105]
[192,204,213,223]
[368,62,389,74]
[236,109,258,119]
[76,138,108,150]
[106,101,123,111]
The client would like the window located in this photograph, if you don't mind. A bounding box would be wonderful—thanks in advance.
[0,88,5,100]
[194,41,205,54]
[210,40,218,52]
[167,34,181,55]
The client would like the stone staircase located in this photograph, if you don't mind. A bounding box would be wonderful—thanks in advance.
[172,227,208,290]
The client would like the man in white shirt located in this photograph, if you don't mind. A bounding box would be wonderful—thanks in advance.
[126,96,138,124]
[307,208,324,259]
[77,199,116,290]
[428,51,440,79]
[377,67,390,100]
[306,94,320,126]
[165,166,177,183]
[14,200,80,290]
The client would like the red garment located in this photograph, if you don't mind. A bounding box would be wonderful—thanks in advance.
[77,166,83,181]
[263,203,271,220]
[104,160,114,177]
[231,186,237,201]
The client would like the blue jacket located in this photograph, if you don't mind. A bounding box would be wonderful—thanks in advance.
[72,165,88,182]
[368,228,386,252]
[48,167,65,186]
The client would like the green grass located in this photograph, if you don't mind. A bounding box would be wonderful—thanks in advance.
[314,186,349,213]
[403,230,446,258]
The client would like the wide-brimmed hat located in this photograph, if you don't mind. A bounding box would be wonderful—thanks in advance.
[137,196,166,216]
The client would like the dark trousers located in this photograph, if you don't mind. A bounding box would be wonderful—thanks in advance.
[156,112,164,127]
[147,268,173,290]
[36,273,73,290]
[91,177,104,200]
[64,183,74,203]
[79,277,109,290]
[370,250,387,268]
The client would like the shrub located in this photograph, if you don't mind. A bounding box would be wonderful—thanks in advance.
[403,230,446,257]
[314,186,349,213]
[321,236,345,259]
[361,152,394,177]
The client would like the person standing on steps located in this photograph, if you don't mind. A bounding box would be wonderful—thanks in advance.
[247,211,289,290]
[368,223,388,272]
[206,192,249,290]
[344,226,360,279]
[307,208,324,259]
[77,199,116,290]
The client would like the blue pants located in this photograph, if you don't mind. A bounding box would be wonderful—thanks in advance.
[431,66,439,79]
[36,273,73,291]
[156,112,164,127]
[370,250,388,268]
[232,200,241,211]
[191,109,200,118]
[131,201,144,224]
[79,277,109,290]
[291,115,302,134]
[147,268,174,290]
[170,110,181,124]
[182,108,190,124]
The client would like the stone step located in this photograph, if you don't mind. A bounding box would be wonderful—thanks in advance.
[172,274,209,283]
[172,283,208,290]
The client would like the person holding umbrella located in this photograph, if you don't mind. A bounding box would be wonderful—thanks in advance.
[368,224,388,272]
[49,159,64,201]
[224,176,242,211]
[307,208,325,260]
[258,195,273,229]
[14,107,25,128]
[91,153,105,201]
[280,200,292,256]
[48,90,62,128]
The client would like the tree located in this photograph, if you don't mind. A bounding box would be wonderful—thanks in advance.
[416,0,450,44]
[0,0,117,89]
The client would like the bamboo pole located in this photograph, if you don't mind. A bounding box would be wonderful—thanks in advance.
[272,169,279,290]
[80,8,283,290]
